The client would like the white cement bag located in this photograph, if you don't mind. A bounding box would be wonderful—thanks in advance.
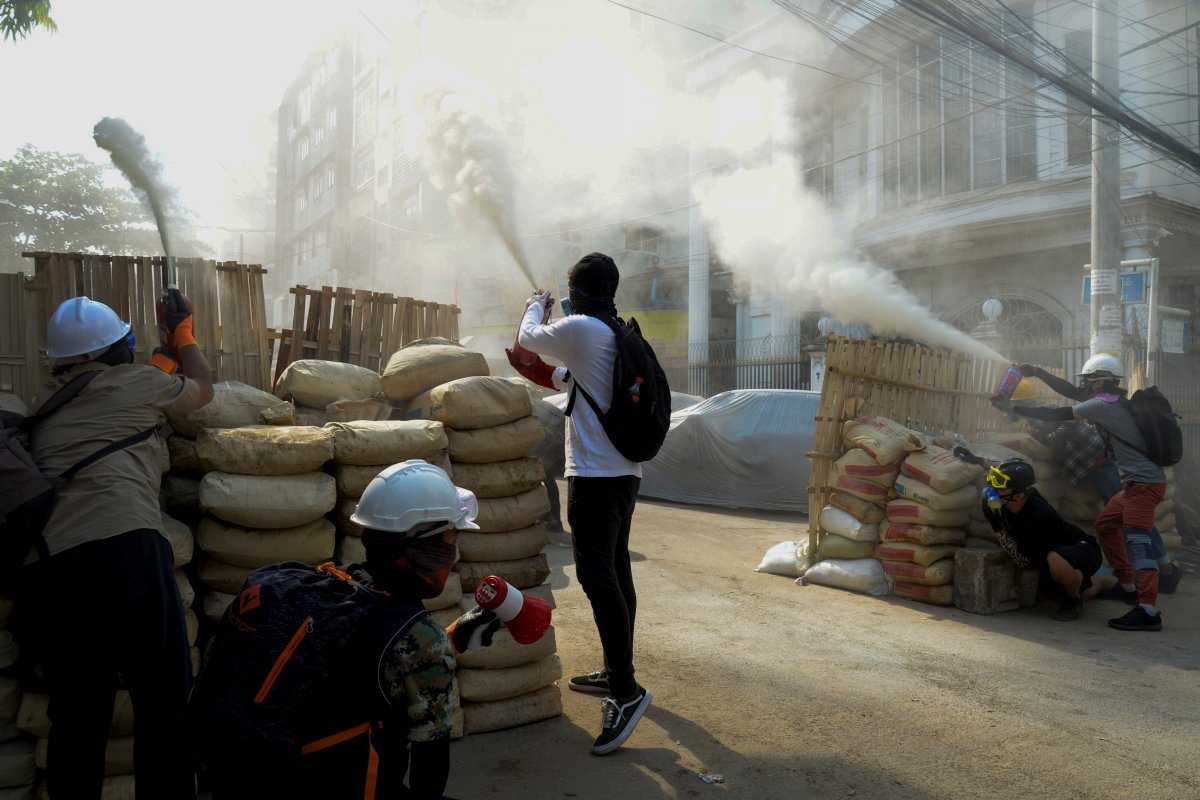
[458,655,563,703]
[461,685,562,735]
[199,471,336,528]
[842,416,927,465]
[166,434,203,474]
[834,447,900,487]
[274,359,383,408]
[159,513,193,567]
[174,568,195,608]
[197,517,336,569]
[324,397,392,423]
[880,523,966,546]
[381,344,488,404]
[474,488,552,533]
[0,740,34,791]
[452,458,545,499]
[446,415,544,464]
[976,431,1056,462]
[803,558,892,596]
[456,524,550,563]
[171,381,282,439]
[203,590,236,626]
[455,554,550,593]
[405,377,532,431]
[819,506,879,542]
[900,445,984,494]
[195,426,334,475]
[197,558,254,594]
[755,540,810,578]
[892,475,977,511]
[325,420,447,466]
[455,625,557,669]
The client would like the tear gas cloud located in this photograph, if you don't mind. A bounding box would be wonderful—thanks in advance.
[93,116,176,263]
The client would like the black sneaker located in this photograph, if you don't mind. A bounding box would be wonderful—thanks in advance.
[1108,606,1162,632]
[592,686,652,755]
[1099,584,1138,605]
[1159,566,1184,595]
[1053,597,1083,621]
[568,669,609,695]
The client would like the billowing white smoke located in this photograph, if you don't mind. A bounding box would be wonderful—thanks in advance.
[93,116,175,263]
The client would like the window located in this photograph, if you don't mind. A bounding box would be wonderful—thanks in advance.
[328,107,338,130]
[354,148,373,188]
[326,164,335,189]
[297,137,309,163]
[624,226,659,254]
[1064,30,1092,167]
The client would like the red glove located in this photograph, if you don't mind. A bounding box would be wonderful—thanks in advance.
[506,349,556,389]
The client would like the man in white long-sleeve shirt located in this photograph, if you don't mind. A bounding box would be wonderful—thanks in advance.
[509,252,652,755]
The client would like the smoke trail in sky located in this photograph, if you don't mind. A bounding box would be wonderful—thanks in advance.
[93,117,175,263]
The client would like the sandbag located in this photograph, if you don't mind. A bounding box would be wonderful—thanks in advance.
[1030,459,1062,482]
[335,535,365,565]
[474,488,551,533]
[461,685,562,735]
[454,554,550,592]
[886,499,970,527]
[755,540,809,578]
[18,691,134,738]
[842,416,927,466]
[880,523,965,546]
[874,541,960,566]
[446,416,544,464]
[819,506,879,542]
[203,590,236,626]
[196,557,254,594]
[162,474,200,513]
[332,454,453,499]
[899,445,984,494]
[452,458,545,499]
[174,568,195,608]
[166,434,203,474]
[35,735,132,778]
[199,471,337,528]
[325,397,392,423]
[802,558,891,596]
[325,420,448,465]
[815,534,875,561]
[195,426,334,475]
[196,517,335,569]
[458,656,563,703]
[829,474,891,504]
[333,500,365,538]
[274,359,383,408]
[294,405,331,426]
[828,491,885,524]
[405,377,532,431]
[260,401,296,425]
[159,513,194,567]
[456,524,550,563]
[381,344,489,404]
[171,381,283,438]
[834,447,900,487]
[892,475,977,511]
[456,625,558,669]
[892,580,954,605]
[1037,476,1066,503]
[529,397,565,480]
[881,557,955,585]
[0,740,34,791]
[976,431,1056,462]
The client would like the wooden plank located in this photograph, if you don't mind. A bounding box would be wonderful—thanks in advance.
[249,266,271,389]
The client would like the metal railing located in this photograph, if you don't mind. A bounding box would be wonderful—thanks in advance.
[654,334,813,397]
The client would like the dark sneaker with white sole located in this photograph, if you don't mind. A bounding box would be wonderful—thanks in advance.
[1053,597,1083,621]
[1159,567,1184,595]
[591,686,652,755]
[568,669,609,695]
[1108,606,1162,632]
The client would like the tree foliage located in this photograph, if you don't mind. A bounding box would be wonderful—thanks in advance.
[0,144,167,272]
[1,0,55,42]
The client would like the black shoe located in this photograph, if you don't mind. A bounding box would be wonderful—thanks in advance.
[1099,584,1138,605]
[1108,606,1162,632]
[592,686,652,755]
[1053,597,1083,621]
[1159,567,1184,595]
[568,669,609,695]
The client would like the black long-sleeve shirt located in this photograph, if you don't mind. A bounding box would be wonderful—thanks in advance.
[983,488,1096,569]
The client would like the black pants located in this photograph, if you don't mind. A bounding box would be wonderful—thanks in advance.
[19,529,195,799]
[567,475,640,699]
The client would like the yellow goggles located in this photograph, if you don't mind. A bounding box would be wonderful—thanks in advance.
[986,466,1013,490]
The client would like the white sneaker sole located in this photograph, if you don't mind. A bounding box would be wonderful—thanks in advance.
[591,689,652,755]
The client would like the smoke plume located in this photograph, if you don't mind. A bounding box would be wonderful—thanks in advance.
[93,116,175,265]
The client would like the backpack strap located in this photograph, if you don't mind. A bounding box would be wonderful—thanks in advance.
[563,314,623,420]
[22,370,103,428]
[58,426,158,481]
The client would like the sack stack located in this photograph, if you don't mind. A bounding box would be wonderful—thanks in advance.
[273,359,391,427]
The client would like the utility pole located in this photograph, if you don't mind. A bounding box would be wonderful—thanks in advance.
[1089,0,1122,358]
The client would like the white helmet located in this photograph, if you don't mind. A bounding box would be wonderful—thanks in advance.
[1077,353,1124,382]
[46,296,131,358]
[351,459,480,535]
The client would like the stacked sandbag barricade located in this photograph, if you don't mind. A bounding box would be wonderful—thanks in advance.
[273,359,392,427]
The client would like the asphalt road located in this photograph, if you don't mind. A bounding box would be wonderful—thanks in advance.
[446,483,1200,800]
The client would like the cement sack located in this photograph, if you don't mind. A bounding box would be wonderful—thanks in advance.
[294,405,330,426]
[447,416,544,464]
[899,445,984,494]
[195,425,333,475]
[35,735,132,778]
[967,519,998,541]
[171,381,282,439]
[162,475,199,513]
[1059,497,1102,521]
[456,524,550,563]
[203,590,235,626]
[197,517,335,569]
[174,568,195,608]
[325,420,447,465]
[1157,513,1176,533]
[881,557,954,585]
[0,740,34,790]
[959,441,1024,466]
[18,690,134,739]
[842,416,927,466]
[834,447,900,487]
[456,625,558,669]
[828,491,885,524]
[529,397,565,480]
[755,540,810,578]
[335,535,365,565]
[197,557,254,594]
[474,488,551,533]
[452,458,544,499]
[892,475,976,511]
[829,474,891,504]
[802,558,891,597]
[819,506,879,542]
[381,344,489,404]
[199,471,336,528]
[405,377,531,431]
[184,607,199,646]
[423,572,462,612]
[880,523,966,546]
[874,541,960,566]
[166,434,203,475]
[260,401,296,426]
[325,397,392,423]
[455,554,550,593]
[458,655,563,704]
[156,434,171,474]
[461,684,562,735]
[36,776,132,800]
[0,634,17,671]
[815,534,876,561]
[1030,459,1061,482]
[333,500,365,538]
[160,513,193,567]
[893,580,954,605]
[886,499,970,528]
[976,431,1057,462]
[274,359,383,409]
[332,453,452,498]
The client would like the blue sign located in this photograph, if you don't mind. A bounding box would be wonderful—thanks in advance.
[1081,271,1146,305]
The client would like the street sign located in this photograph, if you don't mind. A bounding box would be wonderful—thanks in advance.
[1081,270,1146,304]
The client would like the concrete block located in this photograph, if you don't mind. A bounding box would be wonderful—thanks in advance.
[953,547,1021,614]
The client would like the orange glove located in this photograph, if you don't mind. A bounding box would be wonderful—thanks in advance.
[156,287,197,356]
[150,348,179,373]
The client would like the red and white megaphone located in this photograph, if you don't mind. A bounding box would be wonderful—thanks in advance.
[474,575,552,645]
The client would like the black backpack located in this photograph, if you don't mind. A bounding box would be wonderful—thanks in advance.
[1112,386,1183,467]
[189,561,426,794]
[566,315,671,462]
[0,371,155,587]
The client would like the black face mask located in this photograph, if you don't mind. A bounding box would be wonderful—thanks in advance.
[96,339,134,367]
